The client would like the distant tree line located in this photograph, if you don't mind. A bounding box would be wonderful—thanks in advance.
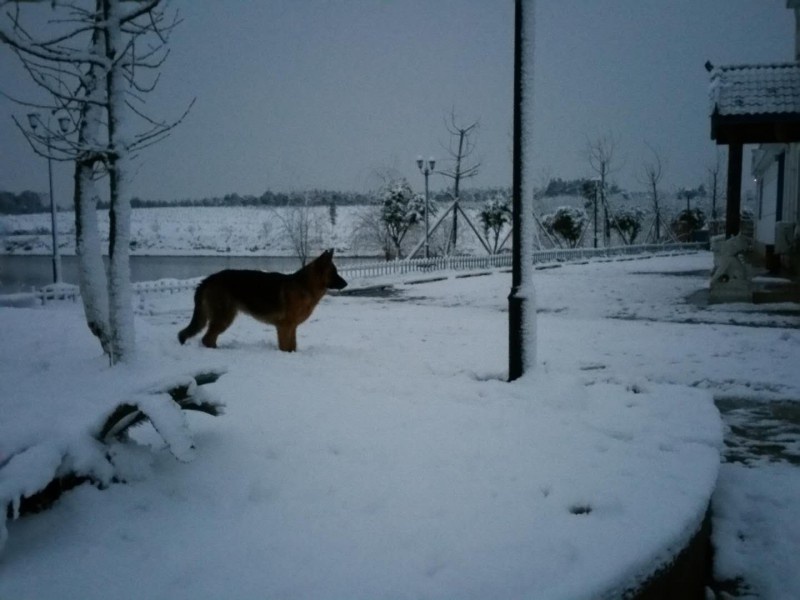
[1,181,714,216]
[0,187,514,214]
[0,190,49,214]
[540,177,621,198]
[118,187,513,210]
[119,190,375,210]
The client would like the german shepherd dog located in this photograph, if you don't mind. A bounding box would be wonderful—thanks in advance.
[178,249,347,352]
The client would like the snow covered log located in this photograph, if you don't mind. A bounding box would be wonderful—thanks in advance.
[0,369,225,554]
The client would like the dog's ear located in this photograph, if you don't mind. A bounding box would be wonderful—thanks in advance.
[319,249,333,264]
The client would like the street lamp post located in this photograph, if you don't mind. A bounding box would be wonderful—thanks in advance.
[416,155,435,259]
[593,177,600,249]
[27,111,70,284]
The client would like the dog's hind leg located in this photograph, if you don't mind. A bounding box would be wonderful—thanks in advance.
[178,297,208,344]
[202,304,236,348]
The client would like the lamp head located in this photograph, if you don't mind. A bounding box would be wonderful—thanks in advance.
[27,112,41,130]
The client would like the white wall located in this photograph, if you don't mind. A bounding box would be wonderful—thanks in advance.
[756,158,780,245]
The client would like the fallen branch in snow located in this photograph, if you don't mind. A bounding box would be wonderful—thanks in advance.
[7,473,91,517]
[98,370,225,444]
[0,369,226,553]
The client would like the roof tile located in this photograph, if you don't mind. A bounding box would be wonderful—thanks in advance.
[710,62,800,116]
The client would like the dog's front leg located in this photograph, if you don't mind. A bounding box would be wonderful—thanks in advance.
[276,325,297,352]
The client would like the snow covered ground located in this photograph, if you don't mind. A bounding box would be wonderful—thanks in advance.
[1,251,799,599]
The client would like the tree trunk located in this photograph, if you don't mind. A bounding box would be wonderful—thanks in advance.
[104,0,136,364]
[451,129,464,253]
[652,181,661,241]
[74,160,111,354]
[74,10,112,358]
[3,0,182,364]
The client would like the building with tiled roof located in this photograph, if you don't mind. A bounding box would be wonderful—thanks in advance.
[709,3,800,276]
[710,62,800,144]
[711,62,800,115]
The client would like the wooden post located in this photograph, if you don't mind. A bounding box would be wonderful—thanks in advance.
[726,143,743,238]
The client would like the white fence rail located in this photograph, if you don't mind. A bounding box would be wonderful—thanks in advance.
[338,242,704,279]
[15,242,705,305]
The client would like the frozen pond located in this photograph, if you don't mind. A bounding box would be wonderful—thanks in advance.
[0,255,372,294]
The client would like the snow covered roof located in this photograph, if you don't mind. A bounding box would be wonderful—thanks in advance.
[710,62,800,144]
[710,62,800,116]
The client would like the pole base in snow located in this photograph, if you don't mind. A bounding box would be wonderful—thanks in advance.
[508,287,525,381]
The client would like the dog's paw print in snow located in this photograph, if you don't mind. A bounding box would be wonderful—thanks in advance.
[425,557,447,579]
[327,443,343,457]
[569,503,593,516]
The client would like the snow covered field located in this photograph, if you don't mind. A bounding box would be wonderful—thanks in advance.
[1,205,490,258]
[2,206,353,256]
[0,193,724,258]
[1,252,800,599]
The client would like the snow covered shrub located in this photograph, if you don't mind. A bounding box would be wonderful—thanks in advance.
[379,179,426,259]
[0,370,225,554]
[612,208,644,245]
[543,206,588,248]
[672,208,706,241]
[478,194,511,253]
[675,208,706,230]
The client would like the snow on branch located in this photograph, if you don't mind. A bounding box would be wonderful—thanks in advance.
[1,0,194,163]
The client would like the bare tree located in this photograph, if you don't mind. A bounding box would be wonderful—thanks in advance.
[272,197,322,266]
[585,133,619,246]
[351,205,393,260]
[438,109,481,252]
[639,143,665,242]
[1,0,192,364]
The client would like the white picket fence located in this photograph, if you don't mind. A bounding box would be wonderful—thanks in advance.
[339,242,704,279]
[19,242,705,305]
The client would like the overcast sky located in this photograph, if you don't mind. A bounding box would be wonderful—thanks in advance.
[0,0,794,203]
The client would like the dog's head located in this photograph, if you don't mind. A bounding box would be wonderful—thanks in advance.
[316,248,348,291]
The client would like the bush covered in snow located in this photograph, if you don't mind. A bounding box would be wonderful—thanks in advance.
[478,193,511,253]
[379,179,428,259]
[543,206,588,248]
[612,208,645,244]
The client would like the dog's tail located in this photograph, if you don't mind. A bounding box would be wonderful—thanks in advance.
[178,282,209,345]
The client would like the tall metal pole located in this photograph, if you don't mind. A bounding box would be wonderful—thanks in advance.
[593,181,599,249]
[508,0,526,381]
[417,156,435,259]
[424,168,430,259]
[29,111,64,284]
[46,133,62,284]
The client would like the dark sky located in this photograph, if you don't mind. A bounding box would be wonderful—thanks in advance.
[0,1,794,202]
